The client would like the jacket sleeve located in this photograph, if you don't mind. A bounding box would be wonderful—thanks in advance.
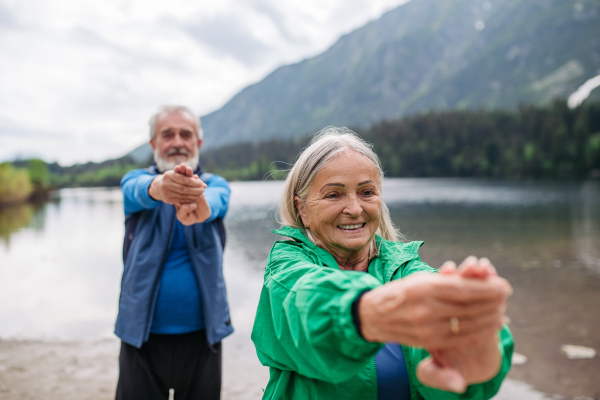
[399,258,514,400]
[251,241,384,384]
[121,169,160,216]
[203,174,230,222]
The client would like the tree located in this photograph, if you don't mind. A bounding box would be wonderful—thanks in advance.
[28,159,50,189]
[0,163,33,204]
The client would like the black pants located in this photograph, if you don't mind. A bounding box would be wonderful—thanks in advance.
[116,330,221,400]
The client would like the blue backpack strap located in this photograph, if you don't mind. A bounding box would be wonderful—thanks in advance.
[145,165,159,175]
[200,173,226,250]
[123,166,157,263]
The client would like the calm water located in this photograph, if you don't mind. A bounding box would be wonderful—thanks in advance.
[0,179,599,397]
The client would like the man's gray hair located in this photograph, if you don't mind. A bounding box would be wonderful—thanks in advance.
[149,105,203,140]
[279,126,401,242]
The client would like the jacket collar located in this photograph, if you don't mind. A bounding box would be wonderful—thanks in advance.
[272,226,312,245]
[272,226,339,269]
[272,226,424,277]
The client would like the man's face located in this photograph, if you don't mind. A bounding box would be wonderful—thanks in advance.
[150,111,202,171]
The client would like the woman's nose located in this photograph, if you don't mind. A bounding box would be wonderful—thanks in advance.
[343,195,363,216]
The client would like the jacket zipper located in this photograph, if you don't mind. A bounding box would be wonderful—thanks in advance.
[143,211,176,342]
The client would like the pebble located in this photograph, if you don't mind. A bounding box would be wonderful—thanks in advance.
[560,345,596,359]
[512,352,528,365]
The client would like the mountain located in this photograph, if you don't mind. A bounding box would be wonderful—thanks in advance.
[200,0,600,148]
[125,143,153,164]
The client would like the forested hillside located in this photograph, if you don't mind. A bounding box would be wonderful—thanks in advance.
[200,0,600,148]
[9,157,140,190]
[201,100,600,180]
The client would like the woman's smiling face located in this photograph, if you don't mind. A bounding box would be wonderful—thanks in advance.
[295,150,381,260]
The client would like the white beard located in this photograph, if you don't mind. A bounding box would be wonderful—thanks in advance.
[154,147,199,173]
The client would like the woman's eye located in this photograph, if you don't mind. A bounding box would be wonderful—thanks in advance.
[325,193,338,199]
[362,190,373,196]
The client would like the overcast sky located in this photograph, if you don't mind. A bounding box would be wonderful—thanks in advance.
[0,0,409,165]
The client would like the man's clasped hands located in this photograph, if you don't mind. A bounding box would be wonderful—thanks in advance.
[148,163,211,225]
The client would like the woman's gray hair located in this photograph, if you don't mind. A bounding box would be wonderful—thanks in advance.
[279,126,401,242]
[149,105,203,140]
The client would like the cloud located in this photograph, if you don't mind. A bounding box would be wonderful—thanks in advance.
[0,3,15,27]
[0,0,410,165]
[250,0,304,44]
[0,121,68,162]
[68,26,113,48]
[0,122,63,140]
[182,14,272,66]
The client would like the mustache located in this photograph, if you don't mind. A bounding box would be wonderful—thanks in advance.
[166,147,191,157]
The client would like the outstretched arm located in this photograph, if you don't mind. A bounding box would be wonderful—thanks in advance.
[254,242,511,389]
[121,169,160,215]
[358,259,509,350]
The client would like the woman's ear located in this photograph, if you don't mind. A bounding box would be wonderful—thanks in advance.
[294,196,309,228]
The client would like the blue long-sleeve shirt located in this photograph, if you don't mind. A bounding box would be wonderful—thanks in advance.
[121,169,230,334]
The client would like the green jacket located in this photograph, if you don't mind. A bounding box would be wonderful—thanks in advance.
[251,226,513,400]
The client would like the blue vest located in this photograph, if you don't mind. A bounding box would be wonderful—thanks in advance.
[114,167,233,348]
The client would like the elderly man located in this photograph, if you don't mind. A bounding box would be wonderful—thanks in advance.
[114,105,232,400]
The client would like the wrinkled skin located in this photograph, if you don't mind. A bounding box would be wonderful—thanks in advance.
[150,111,201,167]
[295,151,381,270]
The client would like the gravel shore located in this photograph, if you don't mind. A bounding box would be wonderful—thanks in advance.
[0,331,270,400]
[2,334,589,400]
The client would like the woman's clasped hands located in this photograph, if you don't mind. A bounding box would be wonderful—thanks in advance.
[358,256,512,393]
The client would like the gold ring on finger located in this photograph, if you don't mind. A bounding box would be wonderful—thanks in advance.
[450,317,460,334]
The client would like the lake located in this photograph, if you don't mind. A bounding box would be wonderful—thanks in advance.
[0,179,599,399]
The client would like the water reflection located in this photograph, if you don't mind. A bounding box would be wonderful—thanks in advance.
[0,201,51,246]
[0,204,33,245]
[0,188,124,339]
[573,181,600,274]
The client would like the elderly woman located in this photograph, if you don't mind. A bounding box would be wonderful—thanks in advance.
[251,128,513,400]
